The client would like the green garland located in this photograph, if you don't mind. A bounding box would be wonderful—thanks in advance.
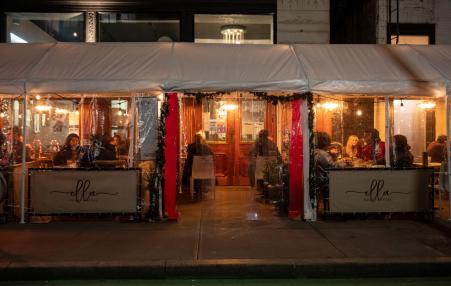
[307,93,316,214]
[183,91,309,105]
[148,95,169,220]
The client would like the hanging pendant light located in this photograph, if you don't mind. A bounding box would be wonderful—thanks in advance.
[221,25,245,44]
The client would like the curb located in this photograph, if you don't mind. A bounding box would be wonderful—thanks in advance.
[2,258,451,280]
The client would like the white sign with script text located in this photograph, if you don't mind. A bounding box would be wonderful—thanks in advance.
[30,170,139,214]
[328,169,432,213]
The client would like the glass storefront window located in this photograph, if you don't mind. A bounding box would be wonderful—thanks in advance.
[202,100,228,142]
[195,14,273,44]
[98,13,180,42]
[241,100,266,142]
[6,12,84,43]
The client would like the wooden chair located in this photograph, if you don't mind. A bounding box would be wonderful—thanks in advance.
[190,155,215,200]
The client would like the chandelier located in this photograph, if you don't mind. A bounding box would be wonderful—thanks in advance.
[220,25,245,44]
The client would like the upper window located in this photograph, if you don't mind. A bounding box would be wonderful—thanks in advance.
[194,14,273,44]
[6,12,84,43]
[390,35,429,45]
[98,13,180,42]
[388,23,435,45]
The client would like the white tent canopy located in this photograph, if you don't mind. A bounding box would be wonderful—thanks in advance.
[27,42,172,93]
[0,43,54,94]
[1,42,449,95]
[0,42,308,94]
[412,45,451,89]
[167,43,307,92]
[293,44,446,96]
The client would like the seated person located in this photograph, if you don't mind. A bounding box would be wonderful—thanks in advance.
[248,129,281,188]
[393,134,413,168]
[315,132,345,172]
[344,135,362,160]
[110,134,128,157]
[182,132,213,194]
[314,132,345,212]
[362,128,385,165]
[78,134,116,168]
[53,133,81,166]
[0,132,9,167]
[9,126,32,164]
[427,135,446,163]
[328,142,343,162]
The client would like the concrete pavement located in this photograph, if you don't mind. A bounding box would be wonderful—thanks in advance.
[1,187,451,280]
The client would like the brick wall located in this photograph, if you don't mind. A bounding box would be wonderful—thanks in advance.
[277,0,330,44]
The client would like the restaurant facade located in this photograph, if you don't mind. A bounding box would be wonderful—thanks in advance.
[0,42,450,224]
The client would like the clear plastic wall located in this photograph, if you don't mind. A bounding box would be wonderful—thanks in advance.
[179,92,297,216]
[0,95,28,219]
[1,92,160,221]
[313,93,444,214]
[313,94,444,167]
[314,95,386,167]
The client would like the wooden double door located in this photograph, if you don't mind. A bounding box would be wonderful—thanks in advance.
[182,97,277,186]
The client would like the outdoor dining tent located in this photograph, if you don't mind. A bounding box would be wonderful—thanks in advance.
[411,45,451,220]
[0,42,450,222]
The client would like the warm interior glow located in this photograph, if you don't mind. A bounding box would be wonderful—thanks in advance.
[321,102,339,110]
[391,35,429,45]
[418,101,436,109]
[55,108,69,114]
[35,105,52,111]
[222,103,238,111]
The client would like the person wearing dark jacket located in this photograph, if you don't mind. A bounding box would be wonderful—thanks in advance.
[78,134,116,168]
[427,135,446,163]
[248,129,281,187]
[393,134,414,168]
[53,133,81,166]
[182,132,213,192]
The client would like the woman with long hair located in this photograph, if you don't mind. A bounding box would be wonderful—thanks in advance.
[345,135,362,159]
[393,134,413,168]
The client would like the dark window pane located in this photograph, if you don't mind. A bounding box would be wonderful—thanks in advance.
[195,14,273,44]
[6,12,84,43]
[98,13,180,42]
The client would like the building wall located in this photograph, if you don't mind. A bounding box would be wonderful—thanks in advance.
[277,0,330,44]
[377,0,451,44]
[436,0,451,44]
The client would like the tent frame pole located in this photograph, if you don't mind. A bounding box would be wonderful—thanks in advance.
[446,91,451,221]
[385,96,391,167]
[20,84,27,224]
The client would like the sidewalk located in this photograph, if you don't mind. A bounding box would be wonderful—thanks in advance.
[1,187,451,280]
